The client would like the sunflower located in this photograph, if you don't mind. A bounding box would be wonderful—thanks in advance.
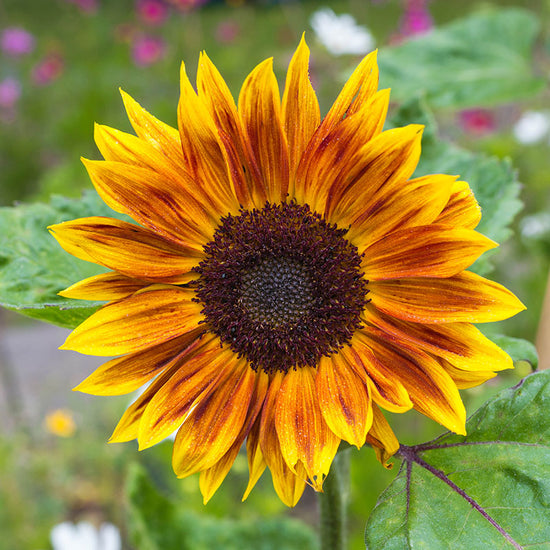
[49,36,524,507]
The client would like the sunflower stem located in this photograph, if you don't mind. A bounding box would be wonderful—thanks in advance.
[319,447,350,550]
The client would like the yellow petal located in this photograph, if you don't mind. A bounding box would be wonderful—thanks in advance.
[59,272,147,301]
[60,286,202,356]
[49,217,201,284]
[365,404,400,468]
[440,359,498,389]
[316,355,373,449]
[242,419,267,501]
[436,180,481,229]
[362,225,497,280]
[275,366,340,491]
[238,58,289,203]
[369,271,526,324]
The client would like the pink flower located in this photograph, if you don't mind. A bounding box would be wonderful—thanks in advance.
[390,0,433,44]
[1,27,35,56]
[137,0,169,26]
[0,77,21,109]
[215,21,240,45]
[458,109,496,137]
[32,53,65,86]
[132,35,166,67]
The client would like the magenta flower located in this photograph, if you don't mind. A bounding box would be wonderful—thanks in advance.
[0,77,21,109]
[137,0,169,26]
[1,27,35,56]
[132,35,166,67]
[390,0,433,44]
[215,21,240,45]
[32,53,65,86]
[458,109,496,137]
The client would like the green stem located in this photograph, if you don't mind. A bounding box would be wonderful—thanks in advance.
[319,447,350,550]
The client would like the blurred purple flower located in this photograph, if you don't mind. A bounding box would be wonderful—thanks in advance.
[391,0,433,44]
[1,27,35,56]
[32,53,65,86]
[0,77,21,109]
[132,35,166,67]
[137,0,169,26]
[458,109,496,137]
[215,21,240,45]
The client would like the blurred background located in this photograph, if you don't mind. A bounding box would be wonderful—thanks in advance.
[0,0,548,548]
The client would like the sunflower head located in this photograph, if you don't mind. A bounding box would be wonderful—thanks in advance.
[49,35,524,506]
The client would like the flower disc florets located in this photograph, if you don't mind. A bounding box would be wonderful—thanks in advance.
[194,201,369,374]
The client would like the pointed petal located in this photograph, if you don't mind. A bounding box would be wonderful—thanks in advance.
[369,271,526,324]
[59,272,147,301]
[364,331,467,435]
[74,329,203,396]
[82,159,213,248]
[316,355,373,449]
[435,180,481,229]
[281,35,321,188]
[49,217,201,284]
[178,61,240,215]
[365,404,400,468]
[439,359,498,389]
[243,419,267,501]
[364,306,513,372]
[362,225,497,280]
[351,174,455,251]
[172,359,256,477]
[275,366,340,491]
[259,372,306,506]
[60,286,202,356]
[238,58,289,203]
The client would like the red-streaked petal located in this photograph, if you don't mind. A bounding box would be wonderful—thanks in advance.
[362,225,497,280]
[275,366,340,491]
[316,355,373,449]
[259,373,307,507]
[59,272,147,301]
[49,217,201,284]
[364,306,513,372]
[242,419,267,501]
[172,359,257,478]
[369,271,526,324]
[436,180,481,229]
[328,125,424,227]
[366,404,400,468]
[74,329,203,396]
[364,331,467,435]
[82,159,213,248]
[60,286,202,356]
[281,35,321,188]
[238,58,289,203]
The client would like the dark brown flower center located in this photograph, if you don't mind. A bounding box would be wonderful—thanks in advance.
[194,201,368,374]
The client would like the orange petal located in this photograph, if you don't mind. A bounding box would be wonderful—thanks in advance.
[172,359,257,478]
[59,272,147,301]
[74,329,203,396]
[435,180,481,229]
[365,404,400,468]
[364,306,513,372]
[281,35,321,189]
[82,159,213,248]
[275,366,340,491]
[328,125,424,228]
[242,419,267,501]
[49,217,201,284]
[316,355,373,449]
[259,372,307,506]
[238,58,289,203]
[178,61,240,215]
[369,271,526,324]
[439,359,498,389]
[362,225,497,280]
[197,52,262,209]
[60,286,202,356]
[364,331,466,435]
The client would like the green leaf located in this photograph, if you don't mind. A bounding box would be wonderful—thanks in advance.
[389,97,523,275]
[379,8,544,109]
[365,371,550,549]
[0,192,126,328]
[126,463,318,550]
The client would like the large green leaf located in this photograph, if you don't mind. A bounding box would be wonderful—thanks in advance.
[379,8,544,109]
[365,371,550,549]
[0,192,124,327]
[126,462,318,550]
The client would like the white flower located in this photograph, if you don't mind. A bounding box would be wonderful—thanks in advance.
[50,521,121,550]
[513,110,550,145]
[310,8,375,56]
